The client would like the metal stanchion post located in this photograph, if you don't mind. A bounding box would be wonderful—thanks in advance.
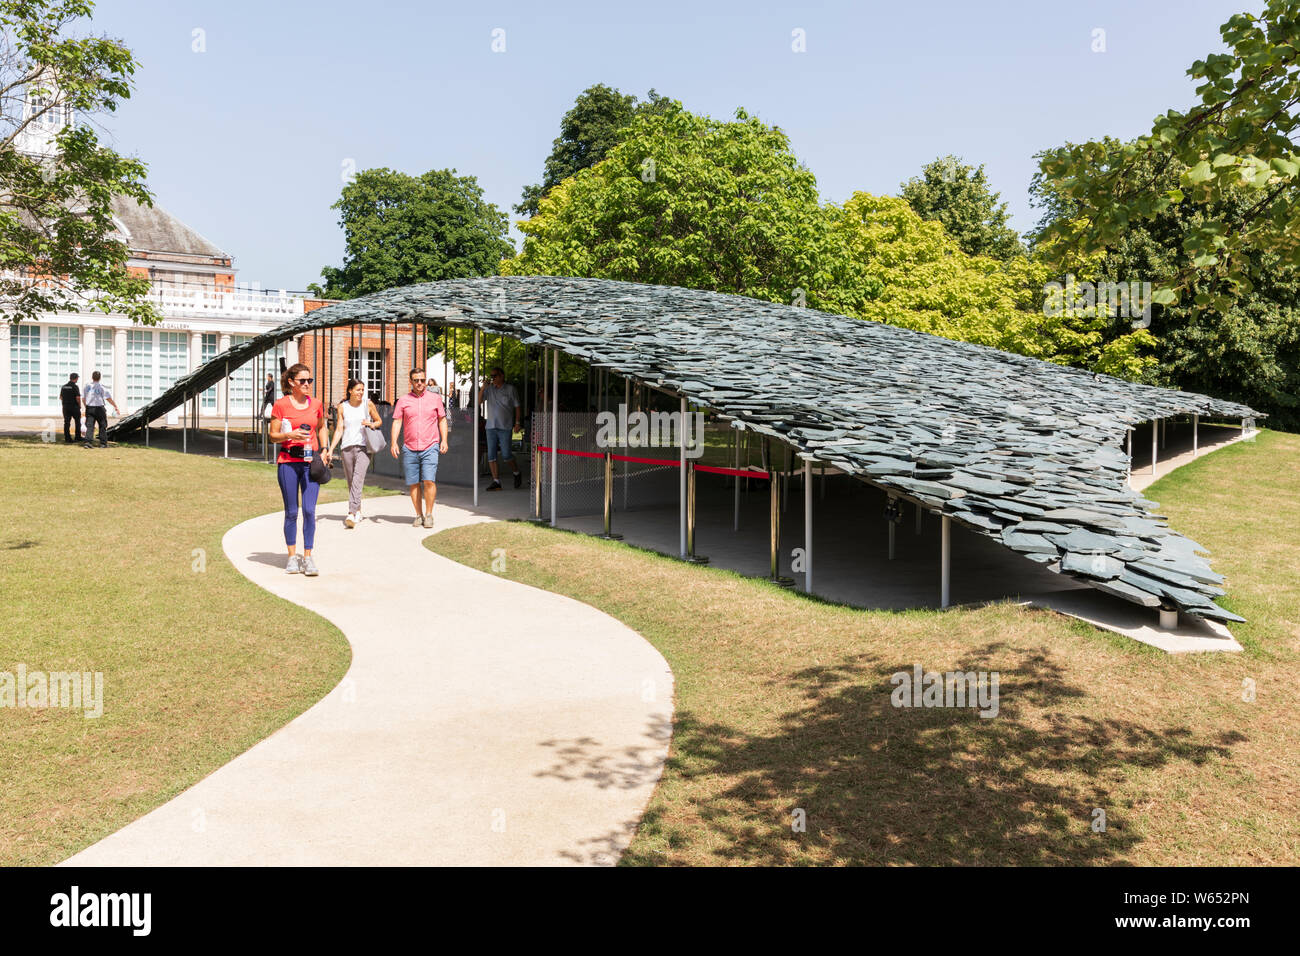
[768,442,793,587]
[598,451,622,540]
[686,460,706,562]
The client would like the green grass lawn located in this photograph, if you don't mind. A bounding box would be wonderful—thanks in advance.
[426,429,1300,866]
[3,428,1295,867]
[0,436,393,866]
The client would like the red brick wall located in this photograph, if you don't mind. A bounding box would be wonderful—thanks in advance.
[296,323,429,406]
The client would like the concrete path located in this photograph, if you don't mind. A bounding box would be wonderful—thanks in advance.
[64,491,674,866]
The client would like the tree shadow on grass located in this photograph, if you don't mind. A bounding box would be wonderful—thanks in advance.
[622,643,1245,866]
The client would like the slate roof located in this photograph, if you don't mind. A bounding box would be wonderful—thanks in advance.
[110,276,1261,621]
[111,195,228,259]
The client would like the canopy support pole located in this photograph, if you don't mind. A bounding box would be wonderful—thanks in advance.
[679,396,687,558]
[623,377,630,510]
[941,515,951,609]
[223,360,229,459]
[473,328,480,507]
[804,458,813,593]
[733,428,741,531]
[550,349,558,527]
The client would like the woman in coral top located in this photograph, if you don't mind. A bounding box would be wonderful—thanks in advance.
[269,363,331,576]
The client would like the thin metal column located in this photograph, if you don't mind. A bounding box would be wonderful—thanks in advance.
[679,396,687,558]
[733,427,740,531]
[623,377,630,510]
[550,349,558,527]
[223,360,229,458]
[804,458,813,593]
[472,328,480,507]
[769,449,779,580]
[1193,413,1199,457]
[941,515,951,609]
[888,500,896,560]
[1151,419,1158,475]
[182,392,187,453]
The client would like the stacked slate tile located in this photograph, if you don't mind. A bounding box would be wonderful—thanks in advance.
[112,276,1261,622]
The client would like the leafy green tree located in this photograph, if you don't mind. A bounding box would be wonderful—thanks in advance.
[900,155,1023,259]
[310,167,514,299]
[0,0,157,326]
[515,83,673,217]
[1036,0,1300,309]
[1031,138,1300,426]
[502,103,834,307]
[823,192,1155,378]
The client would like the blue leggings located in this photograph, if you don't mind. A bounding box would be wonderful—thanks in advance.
[277,461,319,550]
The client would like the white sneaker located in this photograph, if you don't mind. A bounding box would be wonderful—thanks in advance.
[345,513,356,529]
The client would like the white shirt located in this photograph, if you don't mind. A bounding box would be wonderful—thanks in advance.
[83,382,110,407]
[340,398,369,448]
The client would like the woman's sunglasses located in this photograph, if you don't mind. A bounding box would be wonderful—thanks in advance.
[295,378,314,385]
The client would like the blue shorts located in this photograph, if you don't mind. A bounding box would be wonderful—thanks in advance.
[485,427,514,462]
[403,445,439,484]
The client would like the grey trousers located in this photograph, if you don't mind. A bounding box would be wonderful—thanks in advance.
[341,445,371,514]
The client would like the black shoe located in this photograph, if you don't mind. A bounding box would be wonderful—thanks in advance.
[513,471,522,489]
[486,480,502,491]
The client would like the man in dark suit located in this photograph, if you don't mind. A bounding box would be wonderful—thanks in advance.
[60,373,82,443]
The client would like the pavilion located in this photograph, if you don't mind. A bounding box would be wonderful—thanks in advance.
[109,276,1261,627]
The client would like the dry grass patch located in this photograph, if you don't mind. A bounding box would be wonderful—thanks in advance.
[427,431,1300,866]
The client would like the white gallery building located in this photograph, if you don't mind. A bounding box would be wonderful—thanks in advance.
[1,88,313,422]
[0,194,313,421]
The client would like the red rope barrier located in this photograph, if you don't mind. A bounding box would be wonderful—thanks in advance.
[536,445,605,460]
[694,464,770,479]
[535,446,770,477]
[610,453,681,466]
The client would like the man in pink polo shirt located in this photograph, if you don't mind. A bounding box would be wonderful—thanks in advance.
[390,368,450,528]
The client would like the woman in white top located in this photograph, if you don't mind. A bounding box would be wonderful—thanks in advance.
[327,378,382,528]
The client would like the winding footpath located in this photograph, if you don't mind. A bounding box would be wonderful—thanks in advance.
[64,491,674,866]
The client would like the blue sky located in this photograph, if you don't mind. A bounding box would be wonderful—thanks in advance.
[91,0,1253,290]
